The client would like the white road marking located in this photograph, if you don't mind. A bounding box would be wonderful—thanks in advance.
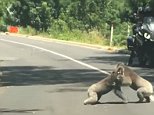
[0,39,110,75]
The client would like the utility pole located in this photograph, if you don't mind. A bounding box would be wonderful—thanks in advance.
[110,23,113,46]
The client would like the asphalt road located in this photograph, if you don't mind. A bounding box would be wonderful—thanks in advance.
[0,34,154,115]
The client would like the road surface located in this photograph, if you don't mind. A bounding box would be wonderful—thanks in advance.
[0,34,154,115]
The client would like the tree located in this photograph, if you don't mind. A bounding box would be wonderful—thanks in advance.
[30,1,53,31]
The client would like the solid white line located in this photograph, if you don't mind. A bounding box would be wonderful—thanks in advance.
[0,39,110,75]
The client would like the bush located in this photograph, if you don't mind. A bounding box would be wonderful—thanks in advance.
[113,22,130,46]
[19,26,37,35]
[0,25,7,32]
[113,34,127,46]
[48,24,108,46]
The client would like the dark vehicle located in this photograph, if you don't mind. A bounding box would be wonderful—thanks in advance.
[127,16,154,67]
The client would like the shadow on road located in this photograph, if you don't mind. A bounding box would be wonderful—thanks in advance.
[0,66,106,87]
[0,52,154,87]
[82,53,129,65]
[0,108,43,113]
[1,65,154,87]
[97,101,148,105]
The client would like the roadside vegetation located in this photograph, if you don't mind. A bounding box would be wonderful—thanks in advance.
[0,0,153,47]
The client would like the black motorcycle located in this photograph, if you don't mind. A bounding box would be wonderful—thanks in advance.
[127,17,154,67]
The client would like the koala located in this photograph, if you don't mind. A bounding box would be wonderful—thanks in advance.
[83,74,128,105]
[112,63,154,103]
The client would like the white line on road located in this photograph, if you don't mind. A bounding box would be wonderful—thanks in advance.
[0,39,110,75]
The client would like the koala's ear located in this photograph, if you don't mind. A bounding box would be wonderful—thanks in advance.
[116,62,125,68]
[117,66,124,75]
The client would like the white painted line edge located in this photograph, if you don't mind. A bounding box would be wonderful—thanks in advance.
[0,39,110,75]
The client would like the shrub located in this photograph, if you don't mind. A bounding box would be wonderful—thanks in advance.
[0,25,7,32]
[19,26,37,35]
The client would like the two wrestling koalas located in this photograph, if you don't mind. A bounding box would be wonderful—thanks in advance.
[84,63,154,105]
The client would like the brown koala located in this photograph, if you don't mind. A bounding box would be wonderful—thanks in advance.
[112,63,154,103]
[83,74,127,105]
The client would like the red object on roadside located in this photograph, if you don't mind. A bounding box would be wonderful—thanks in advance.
[8,26,18,33]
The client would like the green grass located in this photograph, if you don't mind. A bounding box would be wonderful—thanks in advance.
[19,26,110,46]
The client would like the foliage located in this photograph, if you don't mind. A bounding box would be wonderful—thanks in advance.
[0,0,153,46]
[19,26,37,35]
[0,25,7,32]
